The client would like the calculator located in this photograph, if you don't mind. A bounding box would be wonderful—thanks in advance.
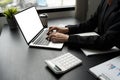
[45,53,82,74]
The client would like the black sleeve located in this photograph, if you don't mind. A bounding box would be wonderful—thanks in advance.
[67,12,98,34]
[67,21,120,50]
[66,0,104,34]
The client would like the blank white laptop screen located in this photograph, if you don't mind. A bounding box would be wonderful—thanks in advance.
[14,7,43,43]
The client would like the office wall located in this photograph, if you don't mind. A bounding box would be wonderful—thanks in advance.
[87,0,101,20]
[75,0,88,21]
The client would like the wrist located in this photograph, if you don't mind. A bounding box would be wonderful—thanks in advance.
[65,35,69,42]
[64,28,69,33]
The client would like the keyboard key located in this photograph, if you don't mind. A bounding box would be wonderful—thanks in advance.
[33,29,50,45]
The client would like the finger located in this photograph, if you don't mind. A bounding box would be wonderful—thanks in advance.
[51,37,65,43]
[51,35,68,43]
[47,32,56,40]
[49,26,56,31]
[47,31,53,35]
[47,26,57,35]
[51,37,58,43]
[46,37,50,41]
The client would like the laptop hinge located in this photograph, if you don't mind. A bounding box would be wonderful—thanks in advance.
[28,28,45,45]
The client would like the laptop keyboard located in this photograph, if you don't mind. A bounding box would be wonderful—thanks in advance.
[33,29,50,45]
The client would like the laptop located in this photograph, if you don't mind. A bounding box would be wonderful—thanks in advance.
[14,7,64,49]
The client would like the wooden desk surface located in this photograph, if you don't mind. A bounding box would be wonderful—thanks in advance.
[0,17,119,80]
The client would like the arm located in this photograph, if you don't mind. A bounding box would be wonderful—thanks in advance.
[66,0,104,34]
[67,21,120,50]
[67,13,98,34]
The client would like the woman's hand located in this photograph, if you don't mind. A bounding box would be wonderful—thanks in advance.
[47,26,69,35]
[47,32,69,43]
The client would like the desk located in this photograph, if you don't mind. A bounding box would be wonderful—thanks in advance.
[0,17,119,80]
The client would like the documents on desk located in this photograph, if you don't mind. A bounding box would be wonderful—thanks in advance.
[89,55,120,80]
[76,32,119,56]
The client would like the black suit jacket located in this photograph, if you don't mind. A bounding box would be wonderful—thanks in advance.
[67,0,120,50]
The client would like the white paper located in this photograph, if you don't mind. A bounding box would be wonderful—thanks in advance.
[75,32,99,36]
[81,47,119,56]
